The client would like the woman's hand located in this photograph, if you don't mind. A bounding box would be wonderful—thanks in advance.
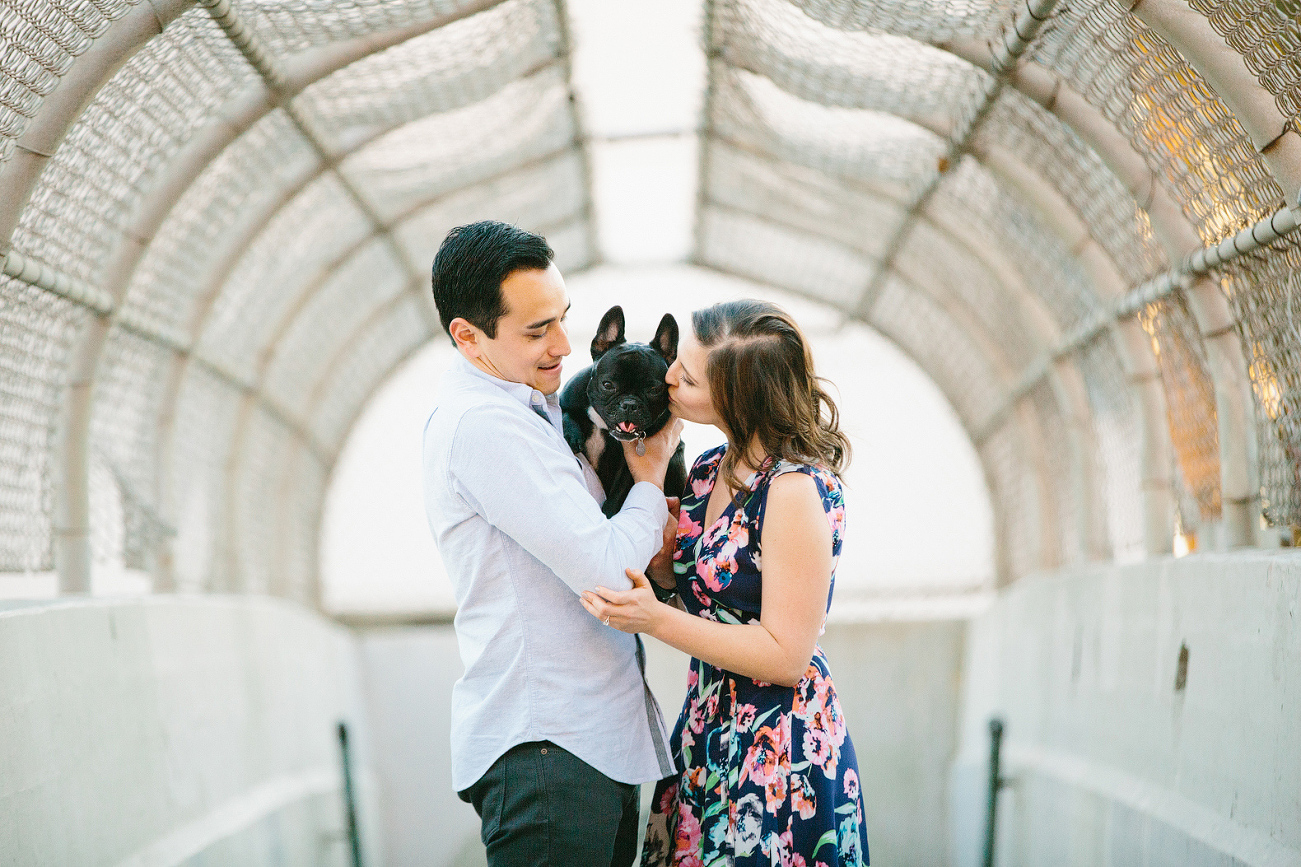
[582,568,665,634]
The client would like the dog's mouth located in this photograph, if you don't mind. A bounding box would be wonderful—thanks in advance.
[608,420,645,442]
[599,404,672,442]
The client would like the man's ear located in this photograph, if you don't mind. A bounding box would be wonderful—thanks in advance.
[591,305,626,361]
[448,318,481,357]
[652,313,679,365]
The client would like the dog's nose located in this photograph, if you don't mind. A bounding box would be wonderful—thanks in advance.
[619,396,640,413]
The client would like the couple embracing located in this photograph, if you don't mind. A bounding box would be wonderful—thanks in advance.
[422,221,870,867]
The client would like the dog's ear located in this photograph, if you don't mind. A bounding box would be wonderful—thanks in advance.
[652,313,679,365]
[591,305,626,361]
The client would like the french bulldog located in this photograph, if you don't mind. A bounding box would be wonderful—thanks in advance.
[561,305,687,517]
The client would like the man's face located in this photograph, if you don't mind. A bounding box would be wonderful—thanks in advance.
[454,263,572,394]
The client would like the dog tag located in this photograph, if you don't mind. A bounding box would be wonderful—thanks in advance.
[636,438,646,457]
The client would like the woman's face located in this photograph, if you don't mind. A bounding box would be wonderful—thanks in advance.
[666,332,722,428]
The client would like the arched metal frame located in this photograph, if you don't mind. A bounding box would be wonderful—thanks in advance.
[692,0,1301,580]
[0,0,1299,600]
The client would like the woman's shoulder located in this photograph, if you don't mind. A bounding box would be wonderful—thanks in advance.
[767,459,841,491]
[765,461,844,514]
[762,461,846,533]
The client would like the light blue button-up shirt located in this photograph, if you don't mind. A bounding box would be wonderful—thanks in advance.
[423,354,675,791]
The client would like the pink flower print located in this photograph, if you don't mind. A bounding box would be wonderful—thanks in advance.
[740,724,782,787]
[844,767,860,802]
[678,511,703,541]
[763,828,795,865]
[672,802,704,867]
[658,781,679,815]
[705,690,719,720]
[830,713,847,749]
[812,669,832,705]
[802,727,838,778]
[701,553,736,592]
[793,671,826,720]
[687,696,706,735]
[791,772,817,820]
[803,727,831,767]
[828,502,845,533]
[687,667,699,688]
[696,556,716,590]
[690,475,713,498]
[819,691,848,748]
[691,581,712,608]
[734,702,757,732]
[765,763,789,814]
[725,513,749,548]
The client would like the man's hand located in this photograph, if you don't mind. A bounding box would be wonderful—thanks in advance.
[647,497,680,588]
[624,418,683,489]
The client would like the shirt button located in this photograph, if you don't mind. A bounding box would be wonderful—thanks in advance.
[540,748,548,755]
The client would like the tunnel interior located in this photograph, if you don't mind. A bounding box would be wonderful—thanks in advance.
[1,0,1299,865]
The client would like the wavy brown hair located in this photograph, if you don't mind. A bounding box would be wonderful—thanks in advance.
[693,299,851,497]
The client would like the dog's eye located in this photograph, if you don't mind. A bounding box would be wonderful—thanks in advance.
[600,380,616,392]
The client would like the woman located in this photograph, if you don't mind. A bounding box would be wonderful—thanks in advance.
[581,300,869,866]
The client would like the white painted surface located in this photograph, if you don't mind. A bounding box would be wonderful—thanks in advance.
[820,619,967,867]
[952,553,1301,866]
[0,596,378,867]
[356,618,966,867]
[355,627,483,866]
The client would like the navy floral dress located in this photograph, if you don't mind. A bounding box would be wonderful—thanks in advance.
[642,445,869,867]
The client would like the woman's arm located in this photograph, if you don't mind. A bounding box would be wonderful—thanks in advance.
[581,472,833,687]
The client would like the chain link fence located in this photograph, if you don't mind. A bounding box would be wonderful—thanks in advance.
[1,0,1300,597]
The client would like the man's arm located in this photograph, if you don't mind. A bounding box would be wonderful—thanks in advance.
[448,404,669,594]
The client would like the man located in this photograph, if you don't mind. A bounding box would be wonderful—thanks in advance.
[422,221,681,865]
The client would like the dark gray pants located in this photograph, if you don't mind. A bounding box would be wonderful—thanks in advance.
[459,741,641,867]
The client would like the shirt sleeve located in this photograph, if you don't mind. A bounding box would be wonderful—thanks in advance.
[447,402,668,594]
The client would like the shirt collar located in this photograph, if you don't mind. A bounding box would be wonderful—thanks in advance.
[453,352,561,415]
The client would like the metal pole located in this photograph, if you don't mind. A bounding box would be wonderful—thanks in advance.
[976,201,1301,445]
[848,0,1062,321]
[983,717,1006,867]
[337,722,364,867]
[1130,0,1301,202]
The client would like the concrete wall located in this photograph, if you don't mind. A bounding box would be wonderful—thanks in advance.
[822,620,967,867]
[356,618,967,867]
[355,626,484,866]
[951,553,1301,867]
[0,596,378,867]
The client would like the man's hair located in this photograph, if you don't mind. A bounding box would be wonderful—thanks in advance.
[431,221,554,338]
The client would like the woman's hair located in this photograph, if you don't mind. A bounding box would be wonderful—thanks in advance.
[692,299,851,496]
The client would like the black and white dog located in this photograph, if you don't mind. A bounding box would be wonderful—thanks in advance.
[561,305,687,517]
